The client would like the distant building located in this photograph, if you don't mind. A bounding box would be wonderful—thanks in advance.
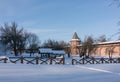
[70,32,81,55]
[69,32,120,57]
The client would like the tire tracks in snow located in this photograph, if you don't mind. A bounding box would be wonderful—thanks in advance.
[75,65,120,76]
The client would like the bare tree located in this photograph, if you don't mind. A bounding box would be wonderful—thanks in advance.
[109,0,120,7]
[17,31,30,55]
[42,39,53,48]
[0,22,25,56]
[26,33,40,56]
[65,45,71,58]
[97,35,107,42]
[80,36,95,58]
[0,22,34,56]
[42,39,69,50]
[105,45,114,58]
[109,0,120,26]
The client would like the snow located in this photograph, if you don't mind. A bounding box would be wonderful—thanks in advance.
[39,48,65,55]
[0,54,120,82]
[0,56,7,59]
[39,48,53,53]
[52,50,65,55]
[96,40,120,45]
[0,56,9,61]
[0,63,120,82]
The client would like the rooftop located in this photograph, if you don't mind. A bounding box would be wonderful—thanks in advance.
[39,48,65,55]
[97,40,120,45]
[71,32,80,41]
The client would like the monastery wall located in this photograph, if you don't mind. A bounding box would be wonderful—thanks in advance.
[69,32,120,57]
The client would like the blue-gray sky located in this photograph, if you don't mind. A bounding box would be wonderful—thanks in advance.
[0,0,120,42]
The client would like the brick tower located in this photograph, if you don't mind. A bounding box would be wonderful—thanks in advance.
[70,32,81,55]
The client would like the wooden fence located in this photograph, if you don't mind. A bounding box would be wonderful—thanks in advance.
[72,57,120,65]
[1,57,120,65]
[0,56,65,65]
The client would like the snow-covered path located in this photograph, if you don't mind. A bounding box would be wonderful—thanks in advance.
[0,63,120,82]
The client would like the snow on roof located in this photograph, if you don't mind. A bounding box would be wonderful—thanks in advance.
[0,56,7,59]
[97,40,120,45]
[39,48,53,53]
[39,48,65,55]
[52,50,65,55]
[70,40,120,47]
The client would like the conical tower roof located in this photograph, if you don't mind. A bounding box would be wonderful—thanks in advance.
[71,32,80,41]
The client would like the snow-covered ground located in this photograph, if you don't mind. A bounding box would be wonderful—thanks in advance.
[0,63,120,82]
[0,53,120,82]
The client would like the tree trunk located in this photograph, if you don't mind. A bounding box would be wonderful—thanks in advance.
[13,40,18,56]
[14,47,17,56]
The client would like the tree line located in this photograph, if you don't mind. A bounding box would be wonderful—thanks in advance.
[0,22,119,57]
[73,35,107,58]
[0,22,69,56]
